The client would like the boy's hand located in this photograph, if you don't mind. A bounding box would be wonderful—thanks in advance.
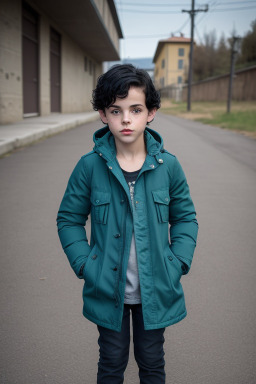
[79,264,85,277]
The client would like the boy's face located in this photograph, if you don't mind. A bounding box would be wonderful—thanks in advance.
[98,87,156,149]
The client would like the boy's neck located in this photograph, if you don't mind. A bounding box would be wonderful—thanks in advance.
[115,140,147,172]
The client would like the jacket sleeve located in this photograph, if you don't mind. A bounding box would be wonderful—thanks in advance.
[169,157,198,274]
[56,158,92,278]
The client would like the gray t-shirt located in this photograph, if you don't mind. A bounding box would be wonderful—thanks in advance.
[122,169,141,304]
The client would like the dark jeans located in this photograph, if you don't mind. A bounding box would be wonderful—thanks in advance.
[97,304,165,384]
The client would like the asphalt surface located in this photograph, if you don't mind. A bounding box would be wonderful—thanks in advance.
[0,113,255,384]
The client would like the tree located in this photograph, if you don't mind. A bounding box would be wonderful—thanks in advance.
[193,44,207,81]
[238,19,256,65]
[203,30,217,78]
[215,34,230,76]
[193,30,228,81]
[192,22,256,82]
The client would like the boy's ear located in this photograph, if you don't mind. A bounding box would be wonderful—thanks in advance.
[147,108,157,123]
[98,110,108,124]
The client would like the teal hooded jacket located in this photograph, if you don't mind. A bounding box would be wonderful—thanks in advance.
[57,126,198,331]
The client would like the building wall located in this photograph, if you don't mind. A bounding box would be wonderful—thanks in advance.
[0,0,112,124]
[93,0,120,54]
[28,1,103,116]
[36,5,102,115]
[154,46,167,89]
[167,43,190,85]
[62,34,102,113]
[0,0,23,123]
[154,43,190,90]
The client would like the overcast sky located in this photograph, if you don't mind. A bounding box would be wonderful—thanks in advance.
[114,0,256,59]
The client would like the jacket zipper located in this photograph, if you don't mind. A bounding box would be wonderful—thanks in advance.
[114,194,128,308]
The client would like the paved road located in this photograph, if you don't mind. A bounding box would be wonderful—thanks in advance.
[0,113,255,384]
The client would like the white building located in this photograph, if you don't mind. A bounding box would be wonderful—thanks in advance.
[0,0,123,124]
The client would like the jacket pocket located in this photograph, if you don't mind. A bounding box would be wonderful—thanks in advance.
[164,248,183,292]
[152,189,170,223]
[83,244,100,296]
[90,191,111,224]
[82,245,96,280]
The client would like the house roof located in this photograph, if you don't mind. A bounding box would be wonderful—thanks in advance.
[153,36,191,63]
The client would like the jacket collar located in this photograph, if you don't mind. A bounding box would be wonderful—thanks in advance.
[93,126,164,161]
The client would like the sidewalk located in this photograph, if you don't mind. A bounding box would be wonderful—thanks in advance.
[0,111,99,156]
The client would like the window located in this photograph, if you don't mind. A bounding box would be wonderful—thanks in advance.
[178,59,183,69]
[160,77,165,87]
[177,76,182,84]
[84,57,88,72]
[161,59,165,69]
[178,48,184,57]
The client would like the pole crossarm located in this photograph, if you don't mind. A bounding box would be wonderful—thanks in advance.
[182,6,208,14]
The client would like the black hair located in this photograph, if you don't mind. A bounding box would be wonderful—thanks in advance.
[92,64,161,112]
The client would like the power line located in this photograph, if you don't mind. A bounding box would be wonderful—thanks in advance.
[173,16,191,34]
[210,5,256,11]
[196,0,219,27]
[125,16,190,39]
[115,2,191,6]
[213,0,256,5]
[117,9,189,14]
[116,0,256,6]
[116,3,256,14]
[116,6,256,14]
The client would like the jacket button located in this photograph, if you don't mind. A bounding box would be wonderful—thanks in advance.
[99,153,102,156]
[92,254,97,260]
[109,166,112,170]
[158,159,163,163]
[114,233,121,238]
[168,255,173,261]
[121,199,125,203]
[150,164,155,169]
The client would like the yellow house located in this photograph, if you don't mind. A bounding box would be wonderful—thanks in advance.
[153,36,191,89]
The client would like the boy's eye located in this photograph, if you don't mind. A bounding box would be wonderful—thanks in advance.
[133,108,142,114]
[111,110,120,115]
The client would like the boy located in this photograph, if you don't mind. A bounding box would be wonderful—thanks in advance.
[57,64,198,383]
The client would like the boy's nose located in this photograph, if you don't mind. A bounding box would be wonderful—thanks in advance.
[122,112,131,124]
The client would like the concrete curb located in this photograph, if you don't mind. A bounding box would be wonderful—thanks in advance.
[0,112,99,157]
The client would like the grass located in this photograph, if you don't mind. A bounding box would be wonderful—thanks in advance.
[160,100,256,137]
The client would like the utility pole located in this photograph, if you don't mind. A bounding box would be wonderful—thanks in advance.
[227,36,240,114]
[182,1,208,111]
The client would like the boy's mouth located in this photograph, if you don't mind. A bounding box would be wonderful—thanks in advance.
[120,129,133,135]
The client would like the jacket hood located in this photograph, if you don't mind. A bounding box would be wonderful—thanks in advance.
[93,126,164,161]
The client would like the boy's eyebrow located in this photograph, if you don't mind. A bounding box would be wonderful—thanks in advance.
[108,104,144,109]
